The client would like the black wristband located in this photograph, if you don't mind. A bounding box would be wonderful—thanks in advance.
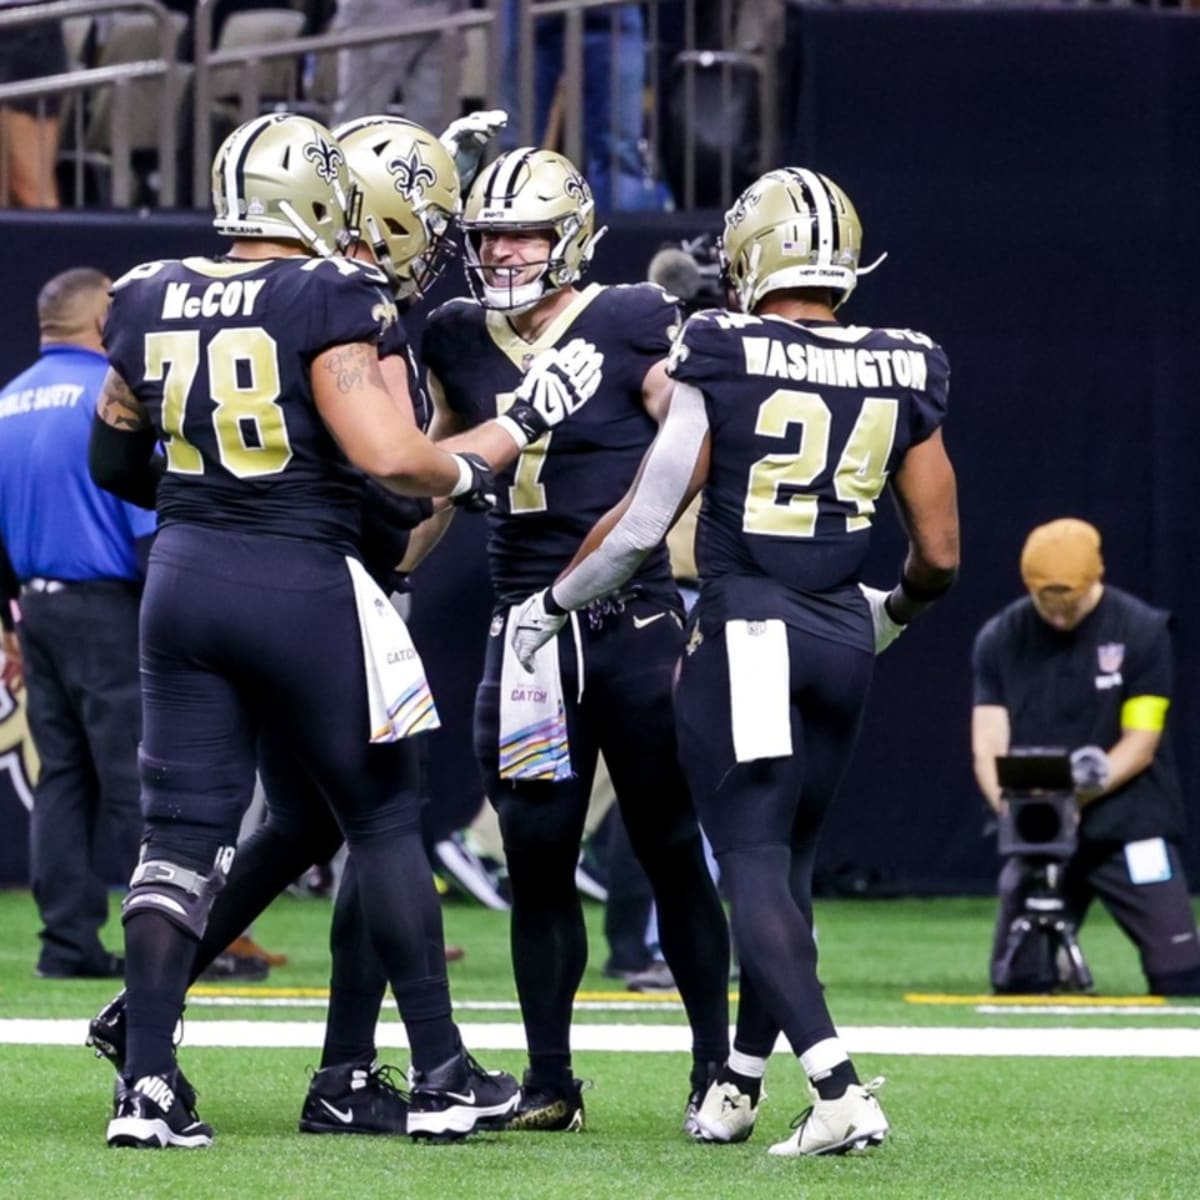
[505,399,549,444]
[899,569,956,604]
[883,589,909,626]
[543,588,568,616]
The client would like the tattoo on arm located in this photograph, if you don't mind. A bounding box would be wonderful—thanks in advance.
[323,343,385,395]
[97,369,150,431]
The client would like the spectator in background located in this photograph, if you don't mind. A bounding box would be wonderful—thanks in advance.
[0,17,66,207]
[501,1,664,211]
[972,518,1200,995]
[0,268,154,978]
[330,0,459,133]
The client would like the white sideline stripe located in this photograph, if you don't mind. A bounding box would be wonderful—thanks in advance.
[10,1019,1200,1057]
[187,998,681,1013]
[976,1004,1200,1017]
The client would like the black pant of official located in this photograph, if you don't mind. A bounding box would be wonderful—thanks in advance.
[991,841,1200,995]
[18,583,143,975]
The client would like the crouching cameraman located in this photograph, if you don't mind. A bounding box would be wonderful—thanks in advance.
[971,518,1200,995]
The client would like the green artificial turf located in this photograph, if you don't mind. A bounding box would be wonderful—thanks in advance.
[1,889,1198,1199]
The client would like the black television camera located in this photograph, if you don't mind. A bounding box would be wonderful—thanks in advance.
[991,748,1093,993]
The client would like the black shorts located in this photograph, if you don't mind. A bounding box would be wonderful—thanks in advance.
[0,22,67,117]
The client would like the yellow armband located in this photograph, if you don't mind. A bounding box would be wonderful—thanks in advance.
[1121,695,1169,732]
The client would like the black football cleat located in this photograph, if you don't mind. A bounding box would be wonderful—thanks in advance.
[503,1071,586,1132]
[107,1068,213,1149]
[86,991,128,1072]
[87,991,199,1112]
[407,1048,519,1140]
[299,1060,410,1135]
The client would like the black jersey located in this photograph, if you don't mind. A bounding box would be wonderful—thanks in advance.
[380,310,431,433]
[423,283,678,604]
[973,586,1183,843]
[668,310,949,649]
[104,254,396,550]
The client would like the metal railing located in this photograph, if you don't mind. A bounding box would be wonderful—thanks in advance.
[516,0,782,210]
[11,0,1175,213]
[0,0,182,207]
[189,0,505,207]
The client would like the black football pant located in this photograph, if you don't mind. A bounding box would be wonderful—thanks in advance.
[186,729,414,1069]
[675,624,874,1062]
[991,840,1200,994]
[19,582,143,975]
[476,594,731,1083]
[124,526,455,1080]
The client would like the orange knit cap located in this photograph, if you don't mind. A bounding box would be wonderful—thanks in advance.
[1020,518,1104,595]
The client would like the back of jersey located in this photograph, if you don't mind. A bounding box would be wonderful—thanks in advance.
[668,310,949,639]
[104,255,396,549]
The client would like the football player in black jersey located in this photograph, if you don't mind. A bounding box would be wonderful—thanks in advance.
[422,148,732,1133]
[512,167,960,1156]
[87,112,603,1150]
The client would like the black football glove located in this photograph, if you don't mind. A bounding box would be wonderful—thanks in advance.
[449,452,497,513]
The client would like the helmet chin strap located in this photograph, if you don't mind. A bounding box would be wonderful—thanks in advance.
[364,213,400,292]
[856,250,888,277]
[279,199,334,258]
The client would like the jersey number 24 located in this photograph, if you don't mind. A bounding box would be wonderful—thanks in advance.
[744,388,898,538]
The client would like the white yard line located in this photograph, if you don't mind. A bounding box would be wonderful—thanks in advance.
[185,997,679,1013]
[6,1019,1200,1057]
[974,1004,1200,1017]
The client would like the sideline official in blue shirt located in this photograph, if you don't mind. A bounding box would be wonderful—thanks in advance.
[0,267,154,979]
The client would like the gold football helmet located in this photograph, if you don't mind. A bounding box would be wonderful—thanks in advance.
[723,168,874,312]
[461,147,604,312]
[334,116,461,300]
[211,113,360,258]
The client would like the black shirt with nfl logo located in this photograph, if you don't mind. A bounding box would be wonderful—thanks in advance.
[972,585,1182,844]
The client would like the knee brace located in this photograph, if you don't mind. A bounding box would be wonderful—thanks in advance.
[121,844,235,940]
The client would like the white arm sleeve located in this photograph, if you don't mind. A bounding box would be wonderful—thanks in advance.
[550,382,709,612]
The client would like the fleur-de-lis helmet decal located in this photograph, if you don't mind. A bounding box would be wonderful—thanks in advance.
[335,115,462,300]
[386,145,438,200]
[304,136,345,184]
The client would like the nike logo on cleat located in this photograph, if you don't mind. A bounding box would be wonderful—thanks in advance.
[319,1099,354,1124]
[443,1090,476,1105]
[632,614,666,630]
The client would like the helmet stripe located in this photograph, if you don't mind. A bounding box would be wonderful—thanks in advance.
[223,113,282,223]
[792,167,835,263]
[485,147,536,208]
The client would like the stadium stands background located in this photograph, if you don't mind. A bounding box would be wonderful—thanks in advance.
[0,4,1196,895]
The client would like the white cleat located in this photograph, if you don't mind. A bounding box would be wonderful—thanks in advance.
[693,1078,762,1144]
[768,1076,888,1157]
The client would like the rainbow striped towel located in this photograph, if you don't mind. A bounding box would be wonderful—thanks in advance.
[498,605,571,781]
[346,556,441,743]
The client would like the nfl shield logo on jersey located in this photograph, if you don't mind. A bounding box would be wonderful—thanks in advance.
[1097,643,1125,674]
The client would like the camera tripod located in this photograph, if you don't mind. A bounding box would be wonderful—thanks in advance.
[993,858,1093,993]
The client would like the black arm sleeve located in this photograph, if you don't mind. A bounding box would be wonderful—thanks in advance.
[88,415,164,511]
[0,533,18,632]
[359,479,434,585]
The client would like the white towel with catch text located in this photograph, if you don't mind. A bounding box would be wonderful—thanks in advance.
[498,606,571,781]
[346,556,440,742]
